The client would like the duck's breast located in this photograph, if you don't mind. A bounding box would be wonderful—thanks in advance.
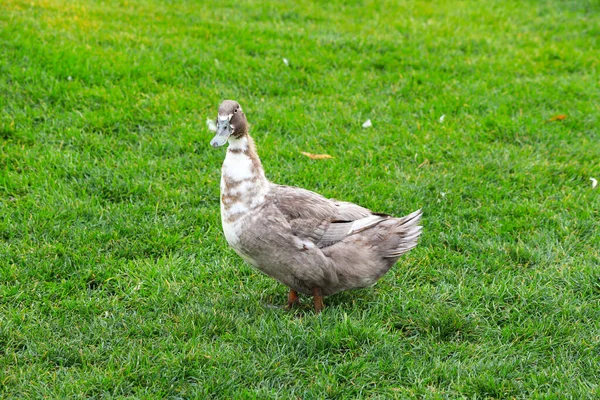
[219,139,269,254]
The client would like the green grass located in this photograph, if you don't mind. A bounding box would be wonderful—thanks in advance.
[1,0,599,397]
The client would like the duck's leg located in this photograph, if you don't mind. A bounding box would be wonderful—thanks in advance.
[286,289,299,309]
[312,287,324,314]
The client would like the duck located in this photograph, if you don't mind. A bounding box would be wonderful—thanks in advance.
[210,100,422,313]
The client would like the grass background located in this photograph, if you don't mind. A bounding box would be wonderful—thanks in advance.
[1,0,599,397]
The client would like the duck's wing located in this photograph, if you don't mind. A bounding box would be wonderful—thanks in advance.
[272,185,388,248]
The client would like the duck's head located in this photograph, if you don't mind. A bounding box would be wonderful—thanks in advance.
[210,100,248,148]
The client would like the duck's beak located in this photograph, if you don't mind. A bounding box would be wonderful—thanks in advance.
[210,116,232,148]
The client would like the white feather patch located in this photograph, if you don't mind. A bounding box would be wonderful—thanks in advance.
[222,219,241,247]
[206,118,217,132]
[250,193,266,208]
[348,215,386,234]
[227,202,249,215]
[228,136,248,151]
[223,152,254,181]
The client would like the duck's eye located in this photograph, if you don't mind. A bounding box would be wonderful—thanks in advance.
[234,109,238,113]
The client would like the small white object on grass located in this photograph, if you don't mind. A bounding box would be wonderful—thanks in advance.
[362,119,372,128]
[206,118,217,132]
[283,58,289,66]
[591,178,598,189]
[439,114,445,123]
[67,76,72,81]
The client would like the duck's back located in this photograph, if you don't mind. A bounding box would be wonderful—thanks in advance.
[229,184,422,296]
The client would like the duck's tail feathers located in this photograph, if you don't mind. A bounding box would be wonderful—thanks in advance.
[381,209,423,259]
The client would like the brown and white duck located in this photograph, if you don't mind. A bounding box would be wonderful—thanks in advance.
[210,100,422,313]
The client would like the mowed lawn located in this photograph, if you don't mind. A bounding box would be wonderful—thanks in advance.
[1,0,599,397]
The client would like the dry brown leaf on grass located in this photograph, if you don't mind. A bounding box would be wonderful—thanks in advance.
[301,152,333,160]
[549,114,567,122]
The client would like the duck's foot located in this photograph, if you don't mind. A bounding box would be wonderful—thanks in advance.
[312,287,324,314]
[286,289,300,309]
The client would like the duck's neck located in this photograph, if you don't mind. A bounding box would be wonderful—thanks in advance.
[220,134,269,223]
